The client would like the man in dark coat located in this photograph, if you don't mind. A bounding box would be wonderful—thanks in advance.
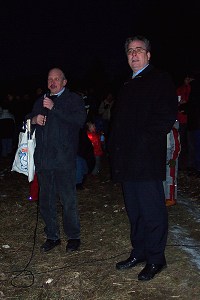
[30,68,86,252]
[109,36,177,280]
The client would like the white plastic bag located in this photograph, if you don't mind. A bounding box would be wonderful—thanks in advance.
[11,121,36,182]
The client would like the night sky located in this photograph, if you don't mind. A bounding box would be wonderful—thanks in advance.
[0,0,199,95]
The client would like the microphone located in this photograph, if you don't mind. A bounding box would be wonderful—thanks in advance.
[45,89,51,98]
[43,90,51,117]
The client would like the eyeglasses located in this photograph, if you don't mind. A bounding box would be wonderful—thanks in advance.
[127,47,147,56]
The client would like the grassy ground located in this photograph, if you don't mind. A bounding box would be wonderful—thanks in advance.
[0,156,200,299]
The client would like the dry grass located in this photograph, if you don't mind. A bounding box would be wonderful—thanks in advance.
[0,157,200,299]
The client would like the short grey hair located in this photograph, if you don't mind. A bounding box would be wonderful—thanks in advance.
[48,68,66,80]
[125,35,151,53]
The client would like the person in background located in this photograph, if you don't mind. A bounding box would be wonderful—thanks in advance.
[76,126,95,190]
[98,92,115,139]
[1,93,16,115]
[176,75,194,170]
[163,120,181,206]
[29,68,86,253]
[109,35,177,281]
[86,121,104,175]
[0,108,15,158]
[86,87,100,123]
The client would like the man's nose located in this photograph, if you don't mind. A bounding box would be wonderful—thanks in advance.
[131,51,137,56]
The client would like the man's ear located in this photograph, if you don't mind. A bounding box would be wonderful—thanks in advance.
[63,79,67,86]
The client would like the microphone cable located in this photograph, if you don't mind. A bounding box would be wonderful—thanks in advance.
[10,200,40,288]
[4,196,200,288]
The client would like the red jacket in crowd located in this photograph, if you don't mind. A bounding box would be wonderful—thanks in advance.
[87,131,103,157]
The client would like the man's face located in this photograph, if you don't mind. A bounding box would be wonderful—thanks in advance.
[126,40,151,73]
[47,69,67,94]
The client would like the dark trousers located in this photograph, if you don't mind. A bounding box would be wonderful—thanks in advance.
[122,180,168,264]
[37,169,80,241]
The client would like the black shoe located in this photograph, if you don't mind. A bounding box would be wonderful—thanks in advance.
[66,239,80,252]
[116,257,145,270]
[40,239,61,252]
[138,263,167,281]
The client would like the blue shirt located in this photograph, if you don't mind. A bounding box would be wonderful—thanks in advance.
[51,87,65,97]
[132,64,149,79]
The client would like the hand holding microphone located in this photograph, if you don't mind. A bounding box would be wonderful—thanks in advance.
[43,90,55,112]
[32,90,57,127]
[42,90,55,126]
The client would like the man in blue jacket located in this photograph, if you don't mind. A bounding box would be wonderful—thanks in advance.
[109,36,178,280]
[30,68,86,252]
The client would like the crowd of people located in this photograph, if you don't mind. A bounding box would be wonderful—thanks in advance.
[0,34,199,281]
[0,89,43,159]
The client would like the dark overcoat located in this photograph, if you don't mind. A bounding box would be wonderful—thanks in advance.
[109,65,178,182]
[30,88,86,172]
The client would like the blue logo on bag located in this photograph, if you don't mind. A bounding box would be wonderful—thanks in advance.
[19,143,28,171]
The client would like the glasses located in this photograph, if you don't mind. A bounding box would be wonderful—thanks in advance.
[127,47,147,56]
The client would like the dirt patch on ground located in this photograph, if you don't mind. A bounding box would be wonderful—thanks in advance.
[0,157,200,299]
